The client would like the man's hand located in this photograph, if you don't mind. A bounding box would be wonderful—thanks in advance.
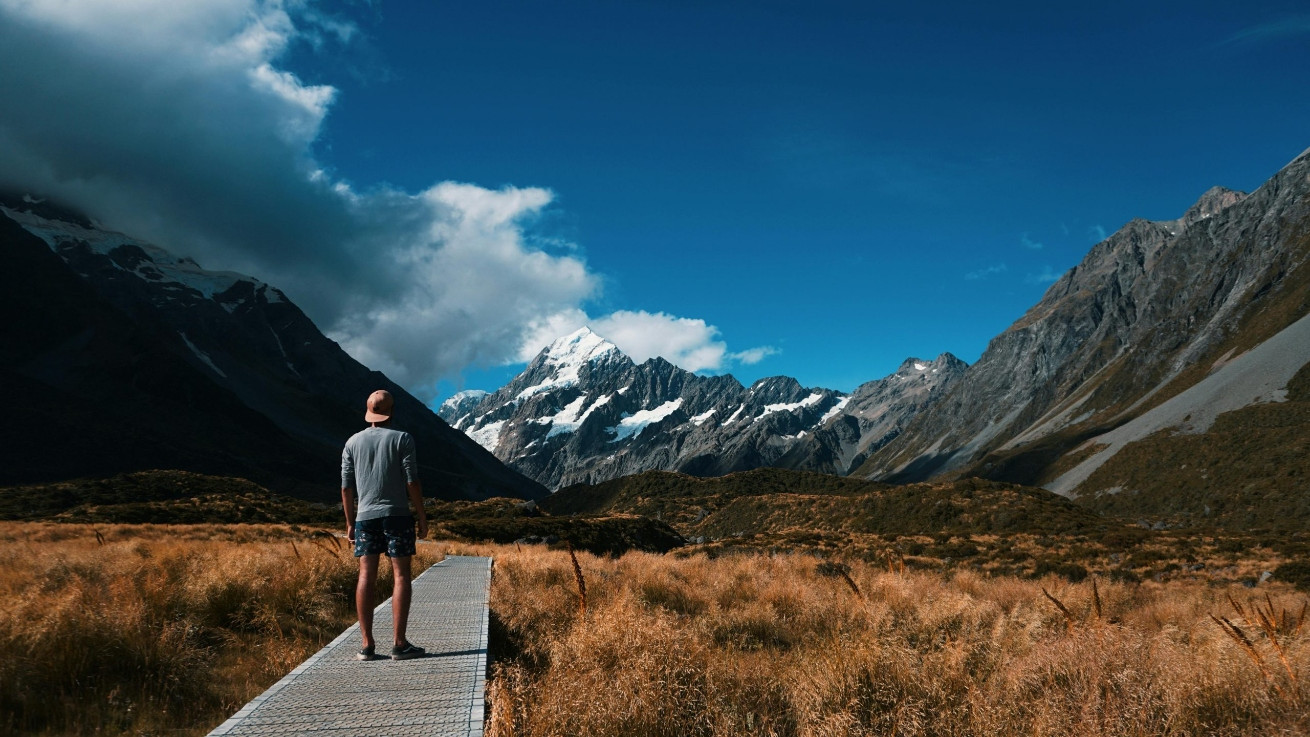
[347,523,356,542]
[406,480,427,540]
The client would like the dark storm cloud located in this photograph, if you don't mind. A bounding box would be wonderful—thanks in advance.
[0,0,597,397]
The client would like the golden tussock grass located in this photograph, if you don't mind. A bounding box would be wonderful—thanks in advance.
[0,522,442,736]
[487,547,1310,737]
[4,519,1306,736]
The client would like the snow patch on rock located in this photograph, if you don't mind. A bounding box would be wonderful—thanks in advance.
[545,393,612,438]
[690,408,717,426]
[4,206,268,303]
[722,404,746,425]
[754,392,824,423]
[609,398,684,442]
[818,397,850,425]
[468,420,506,452]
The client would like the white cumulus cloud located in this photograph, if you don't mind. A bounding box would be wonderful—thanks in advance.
[331,184,598,394]
[729,346,780,365]
[516,309,777,374]
[0,0,771,397]
[593,311,731,372]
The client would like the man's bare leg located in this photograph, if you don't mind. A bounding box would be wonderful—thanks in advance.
[390,554,413,646]
[356,554,381,649]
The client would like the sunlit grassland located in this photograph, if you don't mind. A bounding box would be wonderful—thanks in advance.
[0,522,443,736]
[4,520,1306,736]
[487,546,1310,737]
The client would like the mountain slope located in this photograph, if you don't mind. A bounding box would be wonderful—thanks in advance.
[776,353,966,475]
[1,195,546,501]
[856,148,1310,500]
[441,328,964,489]
[1070,359,1310,531]
[1,211,326,493]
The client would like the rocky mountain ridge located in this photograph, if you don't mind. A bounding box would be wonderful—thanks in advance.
[856,147,1310,498]
[777,353,967,475]
[0,194,545,501]
[440,328,965,489]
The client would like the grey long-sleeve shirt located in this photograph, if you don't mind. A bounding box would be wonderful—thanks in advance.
[341,426,418,521]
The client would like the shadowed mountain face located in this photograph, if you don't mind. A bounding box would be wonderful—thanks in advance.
[0,195,546,502]
[857,149,1310,500]
[439,328,965,489]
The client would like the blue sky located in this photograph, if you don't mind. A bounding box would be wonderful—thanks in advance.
[308,1,1310,396]
[3,1,1309,403]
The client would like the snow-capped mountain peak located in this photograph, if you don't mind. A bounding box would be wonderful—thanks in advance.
[439,389,491,427]
[442,389,490,410]
[894,353,966,379]
[544,327,619,366]
[515,327,624,400]
[437,329,964,489]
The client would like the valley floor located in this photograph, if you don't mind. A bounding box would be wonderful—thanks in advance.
[1,522,1305,736]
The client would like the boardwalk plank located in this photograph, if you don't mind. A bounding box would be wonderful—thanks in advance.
[207,555,492,737]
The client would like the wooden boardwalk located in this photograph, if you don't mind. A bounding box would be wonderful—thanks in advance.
[207,555,492,736]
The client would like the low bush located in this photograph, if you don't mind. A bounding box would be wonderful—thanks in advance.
[1275,560,1310,591]
[1031,558,1089,582]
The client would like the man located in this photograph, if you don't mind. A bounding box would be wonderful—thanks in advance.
[341,389,430,661]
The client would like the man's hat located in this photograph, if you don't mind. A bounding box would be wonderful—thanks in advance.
[365,390,395,423]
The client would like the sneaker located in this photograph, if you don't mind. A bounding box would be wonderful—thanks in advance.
[391,642,426,660]
[356,645,381,661]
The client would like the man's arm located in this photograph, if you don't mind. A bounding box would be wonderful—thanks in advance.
[407,481,427,539]
[341,444,356,540]
[342,487,357,540]
[399,433,426,538]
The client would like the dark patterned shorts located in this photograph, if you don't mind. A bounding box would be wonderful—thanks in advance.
[353,515,417,558]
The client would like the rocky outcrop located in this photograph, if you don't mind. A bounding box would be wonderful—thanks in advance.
[856,147,1310,495]
[441,328,964,489]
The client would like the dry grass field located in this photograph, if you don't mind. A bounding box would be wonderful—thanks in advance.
[0,522,443,736]
[2,519,1306,736]
[487,546,1310,737]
